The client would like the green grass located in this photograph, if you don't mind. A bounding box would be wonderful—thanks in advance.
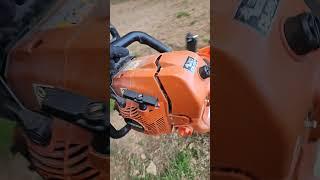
[176,11,190,18]
[161,151,194,179]
[110,0,130,5]
[132,150,195,180]
[110,99,115,112]
[202,37,210,43]
[137,140,144,146]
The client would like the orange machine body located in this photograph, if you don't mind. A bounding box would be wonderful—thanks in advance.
[112,47,210,135]
[213,0,320,179]
[4,10,108,180]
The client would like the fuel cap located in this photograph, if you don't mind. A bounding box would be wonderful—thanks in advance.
[284,12,320,55]
[199,65,210,79]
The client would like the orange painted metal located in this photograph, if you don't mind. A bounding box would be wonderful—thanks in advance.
[112,49,210,135]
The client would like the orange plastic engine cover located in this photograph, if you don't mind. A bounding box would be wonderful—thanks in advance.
[5,18,106,106]
[4,16,108,179]
[13,119,109,180]
[112,50,210,135]
[213,0,320,179]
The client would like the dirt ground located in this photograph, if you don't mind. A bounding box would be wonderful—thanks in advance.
[111,0,210,55]
[110,0,210,179]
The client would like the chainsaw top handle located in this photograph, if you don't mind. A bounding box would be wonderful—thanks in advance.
[109,26,172,139]
[110,24,120,43]
[111,31,172,53]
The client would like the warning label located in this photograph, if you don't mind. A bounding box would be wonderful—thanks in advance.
[234,0,280,35]
[183,56,198,73]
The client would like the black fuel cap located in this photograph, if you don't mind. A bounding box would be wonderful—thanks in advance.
[284,12,320,55]
[199,65,210,79]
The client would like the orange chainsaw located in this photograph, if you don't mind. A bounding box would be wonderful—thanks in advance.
[0,0,108,179]
[109,25,210,138]
[214,0,320,179]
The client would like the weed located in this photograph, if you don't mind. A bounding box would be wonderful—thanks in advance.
[110,99,115,111]
[190,20,197,25]
[166,151,194,178]
[137,141,144,146]
[129,155,145,178]
[202,37,210,43]
[110,0,130,5]
[176,11,190,18]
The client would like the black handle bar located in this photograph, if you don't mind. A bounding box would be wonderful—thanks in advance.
[111,31,172,53]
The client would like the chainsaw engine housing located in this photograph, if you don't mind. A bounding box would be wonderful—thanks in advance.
[112,47,210,135]
[1,1,109,179]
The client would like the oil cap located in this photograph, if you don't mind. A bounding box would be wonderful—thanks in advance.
[199,65,210,79]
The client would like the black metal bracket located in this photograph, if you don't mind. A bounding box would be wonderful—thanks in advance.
[40,87,106,132]
[37,87,110,154]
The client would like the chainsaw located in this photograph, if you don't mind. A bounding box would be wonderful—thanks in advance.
[109,25,210,139]
[214,0,320,179]
[0,0,108,179]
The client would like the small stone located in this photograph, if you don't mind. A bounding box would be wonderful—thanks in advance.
[132,169,140,176]
[188,143,194,149]
[141,153,146,160]
[191,158,197,165]
[146,161,157,175]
